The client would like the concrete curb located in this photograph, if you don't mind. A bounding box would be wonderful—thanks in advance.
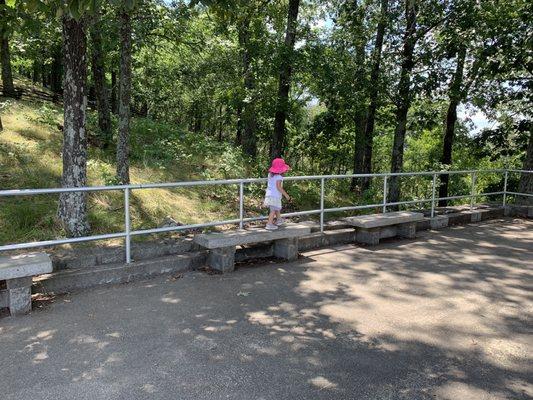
[30,205,509,295]
[34,251,207,294]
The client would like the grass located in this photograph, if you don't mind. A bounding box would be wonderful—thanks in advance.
[0,94,249,246]
[0,95,367,248]
[0,82,506,249]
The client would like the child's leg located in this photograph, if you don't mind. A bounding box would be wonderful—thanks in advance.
[267,209,276,225]
[275,210,281,221]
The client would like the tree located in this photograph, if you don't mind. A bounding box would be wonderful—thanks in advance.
[111,69,117,113]
[206,0,272,157]
[49,44,62,96]
[388,0,418,206]
[438,46,466,206]
[342,0,369,191]
[271,0,300,160]
[90,9,112,148]
[58,13,90,237]
[116,1,134,184]
[0,0,16,97]
[237,16,257,157]
[518,131,532,205]
[362,0,389,190]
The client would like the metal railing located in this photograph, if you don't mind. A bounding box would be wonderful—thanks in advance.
[0,169,531,263]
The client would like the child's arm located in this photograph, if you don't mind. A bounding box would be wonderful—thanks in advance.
[276,180,290,201]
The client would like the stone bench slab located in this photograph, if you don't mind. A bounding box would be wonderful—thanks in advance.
[0,253,52,280]
[0,252,52,316]
[194,224,311,249]
[344,211,424,229]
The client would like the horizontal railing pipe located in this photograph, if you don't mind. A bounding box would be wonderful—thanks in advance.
[0,169,530,260]
[0,232,127,252]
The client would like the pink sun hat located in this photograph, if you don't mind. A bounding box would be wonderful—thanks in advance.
[269,158,290,174]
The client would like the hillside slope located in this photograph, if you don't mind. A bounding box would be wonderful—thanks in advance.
[0,95,256,245]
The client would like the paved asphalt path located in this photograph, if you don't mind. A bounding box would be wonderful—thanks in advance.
[1,218,532,400]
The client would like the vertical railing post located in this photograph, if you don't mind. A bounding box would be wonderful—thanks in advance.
[124,187,131,264]
[431,173,437,218]
[502,170,508,206]
[470,171,477,210]
[239,181,244,230]
[320,177,325,233]
[382,176,388,213]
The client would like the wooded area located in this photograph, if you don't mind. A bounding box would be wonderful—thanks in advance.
[0,0,531,238]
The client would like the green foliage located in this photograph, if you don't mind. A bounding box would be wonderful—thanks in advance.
[1,0,530,244]
[33,102,59,126]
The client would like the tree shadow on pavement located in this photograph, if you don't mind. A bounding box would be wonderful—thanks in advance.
[0,219,531,399]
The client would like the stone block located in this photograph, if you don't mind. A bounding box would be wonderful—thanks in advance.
[379,226,397,239]
[207,247,236,273]
[504,204,533,218]
[298,233,325,251]
[356,228,380,245]
[447,212,471,226]
[398,222,416,239]
[417,219,431,231]
[471,211,482,222]
[235,243,274,262]
[51,253,98,270]
[33,252,207,294]
[6,276,32,316]
[430,216,449,230]
[273,238,299,261]
[0,288,8,308]
[194,224,311,249]
[479,207,504,220]
[344,211,424,229]
[323,229,356,246]
[98,248,126,265]
[0,253,52,280]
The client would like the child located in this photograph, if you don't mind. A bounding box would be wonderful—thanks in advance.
[264,158,291,230]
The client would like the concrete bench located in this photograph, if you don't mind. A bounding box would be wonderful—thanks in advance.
[194,224,311,273]
[344,211,424,245]
[0,253,52,316]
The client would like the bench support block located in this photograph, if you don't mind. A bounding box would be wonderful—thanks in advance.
[6,276,32,316]
[398,222,417,239]
[471,211,482,222]
[207,247,236,273]
[273,238,299,261]
[356,228,381,245]
[430,216,449,230]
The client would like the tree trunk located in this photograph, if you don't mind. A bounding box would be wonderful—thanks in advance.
[271,0,300,160]
[238,23,257,157]
[42,66,48,88]
[0,0,16,98]
[116,9,132,184]
[32,60,41,84]
[90,12,112,149]
[235,104,242,146]
[518,130,533,206]
[0,51,14,98]
[191,100,202,133]
[58,15,90,237]
[362,0,388,190]
[111,69,118,114]
[351,111,367,190]
[50,47,63,97]
[350,1,369,191]
[438,46,466,206]
[388,0,417,207]
[217,104,223,142]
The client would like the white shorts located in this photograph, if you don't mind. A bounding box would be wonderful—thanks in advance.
[264,196,282,211]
